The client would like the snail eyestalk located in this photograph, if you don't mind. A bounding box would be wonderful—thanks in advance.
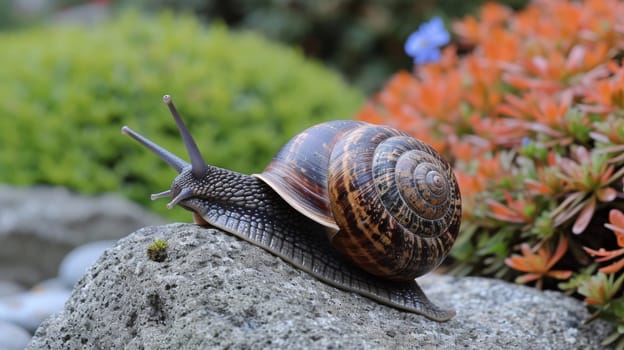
[162,94,208,178]
[166,187,194,209]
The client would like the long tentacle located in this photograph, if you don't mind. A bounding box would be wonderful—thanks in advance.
[121,126,188,173]
[163,95,207,178]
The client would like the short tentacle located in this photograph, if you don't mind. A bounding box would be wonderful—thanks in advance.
[167,187,195,209]
[151,190,173,200]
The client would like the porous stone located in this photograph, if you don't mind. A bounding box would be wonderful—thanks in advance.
[0,185,166,286]
[28,224,612,349]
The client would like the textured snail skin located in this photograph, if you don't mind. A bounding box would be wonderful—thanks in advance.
[122,97,460,321]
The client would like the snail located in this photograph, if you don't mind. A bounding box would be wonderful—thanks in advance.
[122,95,461,321]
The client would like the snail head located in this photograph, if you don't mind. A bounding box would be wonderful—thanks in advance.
[122,95,209,210]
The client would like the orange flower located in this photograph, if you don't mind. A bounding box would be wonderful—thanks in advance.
[469,114,528,148]
[605,209,624,246]
[452,2,511,46]
[354,1,624,336]
[449,136,492,163]
[497,92,570,125]
[551,147,623,233]
[524,158,564,196]
[590,115,624,163]
[479,2,513,26]
[582,64,624,113]
[454,169,484,220]
[487,192,534,224]
[578,272,624,306]
[479,27,520,63]
[591,114,624,146]
[502,44,609,96]
[497,92,580,148]
[454,169,485,198]
[475,153,504,180]
[584,209,624,274]
[558,147,621,194]
[462,56,505,114]
[505,236,573,289]
[354,0,624,284]
[451,15,480,46]
[512,0,583,50]
[408,69,462,123]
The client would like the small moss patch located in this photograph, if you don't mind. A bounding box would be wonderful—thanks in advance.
[147,238,168,262]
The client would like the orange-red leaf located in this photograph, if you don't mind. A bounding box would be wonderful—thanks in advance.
[546,270,573,280]
[597,187,617,202]
[607,209,624,234]
[546,236,569,270]
[599,259,624,274]
[572,197,596,234]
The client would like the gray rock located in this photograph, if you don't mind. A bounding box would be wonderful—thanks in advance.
[0,185,166,286]
[0,320,31,350]
[58,240,116,288]
[28,224,612,349]
[0,279,71,334]
[0,281,25,298]
[0,287,70,332]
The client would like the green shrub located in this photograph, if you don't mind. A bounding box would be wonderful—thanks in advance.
[0,11,363,220]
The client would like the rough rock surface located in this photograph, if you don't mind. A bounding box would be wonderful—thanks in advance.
[28,224,612,349]
[0,185,165,286]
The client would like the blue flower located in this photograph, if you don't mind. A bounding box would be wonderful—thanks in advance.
[404,17,450,65]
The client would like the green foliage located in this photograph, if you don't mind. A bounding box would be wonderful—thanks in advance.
[0,11,363,221]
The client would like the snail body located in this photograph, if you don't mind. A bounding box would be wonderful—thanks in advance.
[122,95,461,321]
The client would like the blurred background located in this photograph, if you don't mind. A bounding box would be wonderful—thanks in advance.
[15,1,624,348]
[1,0,527,221]
[1,1,531,345]
[5,0,528,92]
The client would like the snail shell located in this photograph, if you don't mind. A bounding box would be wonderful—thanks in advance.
[255,120,461,281]
[122,95,461,321]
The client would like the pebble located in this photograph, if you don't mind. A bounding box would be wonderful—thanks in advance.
[0,320,31,350]
[58,240,115,288]
[0,287,70,332]
[32,278,70,293]
[0,281,25,298]
[0,240,115,335]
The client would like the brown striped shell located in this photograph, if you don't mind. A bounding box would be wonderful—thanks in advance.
[253,120,461,281]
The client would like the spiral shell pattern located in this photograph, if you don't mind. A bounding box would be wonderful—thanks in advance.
[327,124,461,281]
